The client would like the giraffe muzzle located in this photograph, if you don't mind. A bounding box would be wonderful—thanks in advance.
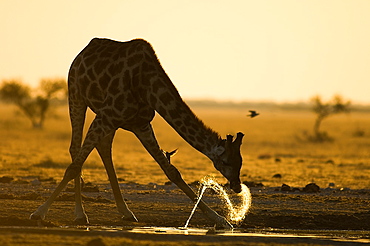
[230,181,242,193]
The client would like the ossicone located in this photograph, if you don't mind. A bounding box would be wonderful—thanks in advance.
[234,132,244,146]
[225,132,244,149]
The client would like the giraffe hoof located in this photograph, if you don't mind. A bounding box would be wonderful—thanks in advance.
[74,217,89,225]
[214,216,233,229]
[122,214,138,222]
[215,221,233,229]
[29,213,43,221]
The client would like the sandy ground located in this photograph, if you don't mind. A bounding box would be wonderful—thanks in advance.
[1,107,370,245]
[0,178,369,245]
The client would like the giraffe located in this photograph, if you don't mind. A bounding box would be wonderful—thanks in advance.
[30,38,245,228]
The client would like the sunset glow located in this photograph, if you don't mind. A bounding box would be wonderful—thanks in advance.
[1,0,369,103]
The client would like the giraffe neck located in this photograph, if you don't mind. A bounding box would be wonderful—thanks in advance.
[145,77,221,157]
[129,39,223,159]
[159,98,222,158]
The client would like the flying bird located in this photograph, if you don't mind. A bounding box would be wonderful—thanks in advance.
[247,110,259,118]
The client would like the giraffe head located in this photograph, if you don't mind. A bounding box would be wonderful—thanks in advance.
[213,132,244,193]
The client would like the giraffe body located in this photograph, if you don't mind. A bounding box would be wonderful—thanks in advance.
[30,38,244,228]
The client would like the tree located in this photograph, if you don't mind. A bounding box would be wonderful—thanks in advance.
[0,78,67,128]
[310,95,351,142]
[38,78,68,126]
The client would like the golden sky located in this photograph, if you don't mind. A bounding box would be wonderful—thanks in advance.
[1,0,370,103]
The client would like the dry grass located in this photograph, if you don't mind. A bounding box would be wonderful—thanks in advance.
[1,103,370,190]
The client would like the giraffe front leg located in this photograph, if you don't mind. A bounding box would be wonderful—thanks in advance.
[163,164,233,229]
[132,124,232,229]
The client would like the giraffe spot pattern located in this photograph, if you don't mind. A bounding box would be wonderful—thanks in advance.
[69,38,222,155]
[159,91,175,104]
[127,54,144,67]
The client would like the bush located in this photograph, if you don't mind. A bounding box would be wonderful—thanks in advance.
[309,95,350,142]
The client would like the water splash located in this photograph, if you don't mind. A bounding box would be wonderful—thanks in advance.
[184,176,252,228]
[183,185,207,229]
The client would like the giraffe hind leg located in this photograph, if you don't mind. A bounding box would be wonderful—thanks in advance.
[30,174,72,221]
[73,175,89,224]
[30,116,113,222]
[96,131,138,222]
[68,100,87,162]
[30,173,88,224]
[68,103,89,224]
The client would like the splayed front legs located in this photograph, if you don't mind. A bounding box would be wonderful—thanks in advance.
[133,124,233,229]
